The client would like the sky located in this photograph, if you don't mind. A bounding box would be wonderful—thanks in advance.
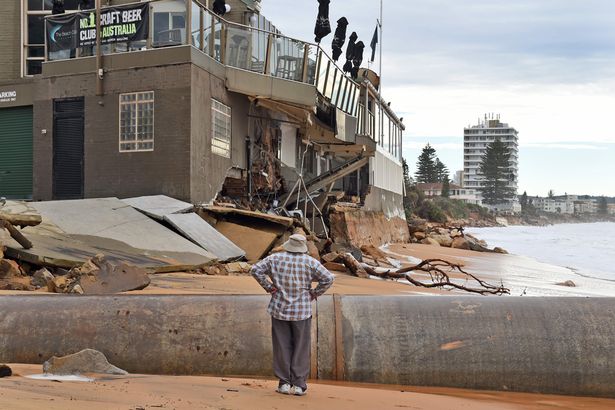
[260,0,615,197]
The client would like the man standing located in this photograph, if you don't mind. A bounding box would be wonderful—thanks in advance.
[251,234,334,396]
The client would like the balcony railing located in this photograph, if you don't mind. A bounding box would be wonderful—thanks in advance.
[44,0,359,116]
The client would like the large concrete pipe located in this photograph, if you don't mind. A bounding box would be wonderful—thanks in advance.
[1,295,614,397]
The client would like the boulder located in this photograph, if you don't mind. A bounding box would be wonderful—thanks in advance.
[43,348,128,375]
[323,262,347,272]
[321,252,342,263]
[412,231,426,241]
[493,247,508,254]
[31,268,55,288]
[225,262,252,275]
[0,364,12,378]
[451,237,471,250]
[0,259,22,278]
[557,280,576,288]
[420,238,441,247]
[429,234,453,247]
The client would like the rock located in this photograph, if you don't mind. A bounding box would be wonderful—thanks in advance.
[428,234,453,247]
[420,237,441,246]
[493,247,508,254]
[412,231,426,240]
[71,284,84,294]
[321,252,342,263]
[31,268,55,288]
[360,245,389,261]
[43,348,128,375]
[451,237,471,250]
[0,364,12,378]
[323,262,347,272]
[0,259,22,278]
[450,229,462,238]
[330,244,363,262]
[52,275,69,293]
[71,255,150,294]
[202,265,224,276]
[225,262,252,275]
[557,280,576,287]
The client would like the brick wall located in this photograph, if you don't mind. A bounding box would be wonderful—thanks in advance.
[34,64,193,201]
[0,1,22,82]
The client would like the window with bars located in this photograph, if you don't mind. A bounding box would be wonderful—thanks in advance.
[211,99,231,158]
[119,91,155,152]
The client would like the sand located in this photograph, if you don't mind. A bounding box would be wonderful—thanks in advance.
[2,364,615,410]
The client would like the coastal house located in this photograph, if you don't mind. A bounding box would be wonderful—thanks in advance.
[416,183,482,205]
[0,0,406,236]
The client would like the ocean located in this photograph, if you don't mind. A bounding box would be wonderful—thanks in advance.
[467,222,615,284]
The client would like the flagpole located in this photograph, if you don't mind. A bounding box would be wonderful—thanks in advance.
[379,0,383,98]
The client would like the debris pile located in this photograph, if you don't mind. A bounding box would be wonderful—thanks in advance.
[43,348,128,376]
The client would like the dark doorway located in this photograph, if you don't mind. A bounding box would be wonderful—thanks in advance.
[53,97,84,200]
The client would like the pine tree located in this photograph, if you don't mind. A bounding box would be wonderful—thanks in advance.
[598,196,608,215]
[548,189,555,198]
[441,178,450,198]
[478,137,515,205]
[520,191,528,211]
[435,158,449,183]
[415,144,438,183]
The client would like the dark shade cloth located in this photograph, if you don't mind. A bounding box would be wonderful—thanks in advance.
[213,0,227,16]
[331,17,349,62]
[271,317,311,390]
[52,0,65,14]
[370,24,379,62]
[343,31,358,73]
[314,0,331,43]
[351,41,365,79]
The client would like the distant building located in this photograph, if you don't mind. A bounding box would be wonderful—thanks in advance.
[574,199,597,214]
[463,114,519,212]
[608,204,615,215]
[453,170,464,186]
[416,183,482,205]
[531,195,576,214]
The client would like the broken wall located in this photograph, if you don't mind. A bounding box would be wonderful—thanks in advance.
[329,207,410,248]
[190,64,250,204]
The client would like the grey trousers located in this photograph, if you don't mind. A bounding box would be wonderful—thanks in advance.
[271,316,311,390]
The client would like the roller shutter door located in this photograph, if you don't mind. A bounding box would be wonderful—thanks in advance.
[0,106,33,199]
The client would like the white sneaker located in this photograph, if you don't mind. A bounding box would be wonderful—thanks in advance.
[293,386,307,396]
[276,383,291,394]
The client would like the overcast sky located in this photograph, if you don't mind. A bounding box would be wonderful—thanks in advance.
[261,0,615,196]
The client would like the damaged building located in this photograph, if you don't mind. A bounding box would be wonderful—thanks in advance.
[0,0,408,246]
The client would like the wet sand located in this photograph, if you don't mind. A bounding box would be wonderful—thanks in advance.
[2,364,615,410]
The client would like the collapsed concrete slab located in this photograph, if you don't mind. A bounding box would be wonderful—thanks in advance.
[214,221,278,262]
[164,213,245,262]
[30,198,216,260]
[121,195,194,221]
[70,255,151,294]
[0,229,213,273]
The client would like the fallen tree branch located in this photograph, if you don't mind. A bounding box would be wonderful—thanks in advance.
[360,258,509,296]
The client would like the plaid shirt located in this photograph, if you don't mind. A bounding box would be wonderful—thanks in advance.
[251,251,334,321]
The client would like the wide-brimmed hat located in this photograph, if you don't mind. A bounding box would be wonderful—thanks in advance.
[283,234,308,254]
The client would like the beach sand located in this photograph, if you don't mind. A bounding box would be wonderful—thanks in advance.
[2,364,615,410]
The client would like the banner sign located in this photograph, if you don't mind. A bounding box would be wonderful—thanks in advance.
[46,3,149,52]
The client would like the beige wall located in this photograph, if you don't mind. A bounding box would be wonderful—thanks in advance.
[0,1,22,82]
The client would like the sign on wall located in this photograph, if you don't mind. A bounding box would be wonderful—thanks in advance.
[46,3,149,52]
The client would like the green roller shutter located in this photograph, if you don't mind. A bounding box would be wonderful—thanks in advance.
[0,106,33,199]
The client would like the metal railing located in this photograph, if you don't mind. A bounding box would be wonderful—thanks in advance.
[45,0,360,117]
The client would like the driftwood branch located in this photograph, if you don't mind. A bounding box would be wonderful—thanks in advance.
[359,257,509,296]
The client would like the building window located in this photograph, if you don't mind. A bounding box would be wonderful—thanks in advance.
[119,91,155,152]
[211,99,231,158]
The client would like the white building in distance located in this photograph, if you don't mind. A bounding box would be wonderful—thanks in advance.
[463,114,520,212]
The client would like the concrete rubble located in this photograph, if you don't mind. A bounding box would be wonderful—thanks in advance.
[43,349,128,376]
